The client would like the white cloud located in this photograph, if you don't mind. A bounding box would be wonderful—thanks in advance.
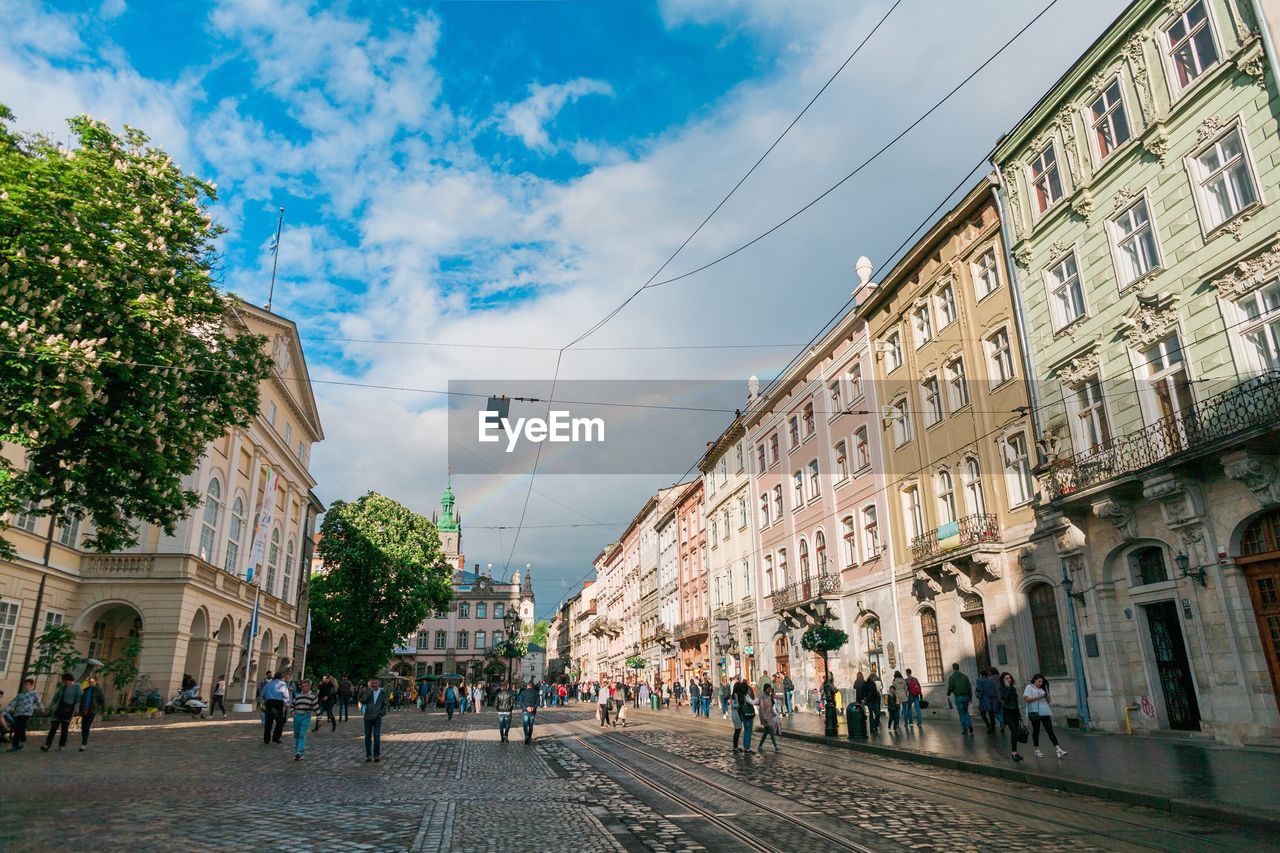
[499,77,614,153]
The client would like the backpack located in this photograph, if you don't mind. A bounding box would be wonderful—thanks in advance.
[907,676,922,697]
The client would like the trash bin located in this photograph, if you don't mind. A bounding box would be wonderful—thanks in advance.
[846,702,868,741]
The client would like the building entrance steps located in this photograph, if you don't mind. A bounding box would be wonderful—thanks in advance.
[628,703,1280,830]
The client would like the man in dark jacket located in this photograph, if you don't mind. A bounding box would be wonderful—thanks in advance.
[316,675,338,732]
[359,678,390,762]
[338,676,353,722]
[41,673,83,752]
[516,681,540,744]
[946,662,974,735]
[77,675,107,751]
[495,683,516,742]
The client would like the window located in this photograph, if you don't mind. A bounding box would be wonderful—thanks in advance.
[936,469,957,524]
[854,427,870,471]
[1002,431,1035,506]
[1046,252,1086,330]
[1238,280,1280,372]
[777,548,789,587]
[913,304,933,347]
[861,617,884,679]
[756,444,767,473]
[788,416,800,448]
[1165,0,1219,91]
[742,558,750,595]
[458,602,470,619]
[475,630,486,650]
[710,518,719,546]
[769,434,780,466]
[738,496,748,529]
[842,516,857,568]
[282,537,295,603]
[495,602,505,619]
[808,459,820,499]
[1072,378,1112,451]
[1130,546,1170,585]
[764,555,774,597]
[267,400,277,425]
[861,505,879,559]
[417,631,430,650]
[760,494,770,528]
[224,496,246,574]
[920,608,943,683]
[199,478,221,563]
[890,397,913,447]
[1088,79,1130,160]
[297,441,305,462]
[87,620,107,660]
[457,631,468,649]
[476,602,487,619]
[834,440,849,481]
[829,381,843,417]
[902,485,924,541]
[10,501,39,533]
[946,358,970,410]
[962,457,986,516]
[792,471,804,508]
[799,539,811,580]
[1110,199,1161,286]
[707,472,716,498]
[735,441,744,473]
[986,328,1014,386]
[815,530,827,574]
[284,423,293,446]
[0,600,19,673]
[848,361,863,399]
[266,528,280,594]
[883,331,903,372]
[802,402,815,438]
[1027,583,1068,676]
[1145,333,1194,429]
[719,458,728,485]
[1194,126,1259,229]
[58,516,80,548]
[1028,142,1063,214]
[435,630,447,649]
[773,485,783,520]
[936,283,957,328]
[921,377,943,427]
[38,612,64,658]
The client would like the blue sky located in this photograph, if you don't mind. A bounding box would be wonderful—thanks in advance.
[2,0,1127,615]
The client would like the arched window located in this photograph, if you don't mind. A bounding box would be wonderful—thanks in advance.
[962,456,985,516]
[1027,582,1067,676]
[920,608,943,682]
[266,528,280,594]
[841,517,856,568]
[936,469,957,524]
[199,478,221,563]
[799,539,811,581]
[815,530,827,574]
[1130,546,1169,586]
[760,494,770,527]
[861,617,884,678]
[861,505,879,559]
[1241,508,1280,555]
[283,537,295,603]
[224,496,245,574]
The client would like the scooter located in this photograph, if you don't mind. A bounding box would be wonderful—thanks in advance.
[164,685,207,716]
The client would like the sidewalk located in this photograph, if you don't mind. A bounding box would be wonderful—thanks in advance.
[627,703,1280,830]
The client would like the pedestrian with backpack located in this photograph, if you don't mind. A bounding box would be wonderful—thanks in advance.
[998,671,1026,761]
[903,668,923,727]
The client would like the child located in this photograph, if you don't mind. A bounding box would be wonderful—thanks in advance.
[6,677,43,751]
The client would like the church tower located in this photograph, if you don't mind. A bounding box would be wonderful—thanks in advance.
[519,563,535,629]
[437,479,463,570]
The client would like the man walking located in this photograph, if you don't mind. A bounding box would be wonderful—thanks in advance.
[495,682,515,742]
[6,677,42,750]
[687,678,701,718]
[209,674,227,719]
[78,675,106,751]
[360,678,389,762]
[903,668,923,727]
[337,675,353,722]
[261,671,290,745]
[41,673,82,752]
[700,676,713,718]
[517,680,540,744]
[783,672,795,716]
[946,662,974,735]
[316,674,337,732]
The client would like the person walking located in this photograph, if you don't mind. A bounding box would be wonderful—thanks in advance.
[517,680,540,744]
[1024,673,1067,759]
[687,678,700,717]
[338,676,353,722]
[862,672,882,735]
[472,683,483,714]
[672,679,684,709]
[360,678,389,762]
[904,668,923,727]
[261,672,290,745]
[444,683,459,721]
[730,679,756,754]
[41,673,83,752]
[889,671,908,733]
[699,676,713,718]
[946,663,974,736]
[77,675,106,751]
[975,668,1000,735]
[208,674,228,719]
[495,683,515,742]
[6,677,42,751]
[717,678,730,719]
[613,679,627,724]
[998,671,1025,762]
[597,681,612,727]
[316,675,337,732]
[291,680,319,760]
[782,673,794,716]
[756,683,781,753]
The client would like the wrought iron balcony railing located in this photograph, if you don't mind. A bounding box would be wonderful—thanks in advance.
[768,573,840,612]
[674,617,709,640]
[910,513,1001,565]
[1044,372,1280,499]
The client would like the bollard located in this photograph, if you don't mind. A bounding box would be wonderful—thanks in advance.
[846,702,868,741]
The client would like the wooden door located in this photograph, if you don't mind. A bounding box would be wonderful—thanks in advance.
[962,609,991,673]
[1244,561,1280,711]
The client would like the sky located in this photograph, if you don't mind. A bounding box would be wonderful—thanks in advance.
[2,0,1127,619]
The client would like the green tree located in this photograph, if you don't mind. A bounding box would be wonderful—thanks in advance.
[29,623,81,680]
[0,105,271,557]
[309,493,452,679]
[527,618,549,648]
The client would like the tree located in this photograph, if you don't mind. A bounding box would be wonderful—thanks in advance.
[527,618,549,648]
[0,105,272,557]
[308,493,452,679]
[29,623,81,683]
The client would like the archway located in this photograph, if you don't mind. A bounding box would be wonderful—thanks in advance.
[183,608,209,687]
[258,629,274,680]
[274,635,291,680]
[211,615,235,696]
[76,601,144,705]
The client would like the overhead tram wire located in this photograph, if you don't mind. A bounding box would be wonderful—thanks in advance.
[500,0,905,581]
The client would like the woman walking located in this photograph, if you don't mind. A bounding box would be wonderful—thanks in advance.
[291,679,319,760]
[730,679,757,754]
[889,671,908,733]
[998,672,1024,762]
[597,681,612,727]
[756,684,781,752]
[1023,673,1067,759]
[976,668,1001,734]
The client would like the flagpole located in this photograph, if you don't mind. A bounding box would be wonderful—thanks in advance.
[234,587,261,712]
[266,206,284,312]
[298,612,311,683]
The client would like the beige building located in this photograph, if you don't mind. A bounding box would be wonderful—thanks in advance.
[0,302,324,704]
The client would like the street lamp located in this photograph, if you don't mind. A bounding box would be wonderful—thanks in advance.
[503,609,521,686]
[812,597,838,737]
[1174,552,1207,586]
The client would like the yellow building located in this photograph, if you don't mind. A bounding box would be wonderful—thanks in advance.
[0,302,324,704]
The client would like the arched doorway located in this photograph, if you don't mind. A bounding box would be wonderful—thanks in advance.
[860,616,884,679]
[77,602,144,705]
[774,635,791,678]
[183,609,209,687]
[274,635,291,679]
[258,629,274,680]
[1238,509,1280,712]
[211,615,235,695]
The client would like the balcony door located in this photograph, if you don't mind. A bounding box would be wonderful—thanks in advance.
[1144,334,1195,453]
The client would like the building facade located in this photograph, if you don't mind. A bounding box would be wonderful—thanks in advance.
[992,0,1280,740]
[673,480,709,684]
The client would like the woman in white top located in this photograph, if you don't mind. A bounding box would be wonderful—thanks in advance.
[1022,673,1067,759]
[597,682,612,727]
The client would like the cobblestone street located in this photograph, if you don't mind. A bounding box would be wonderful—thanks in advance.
[3,705,1276,851]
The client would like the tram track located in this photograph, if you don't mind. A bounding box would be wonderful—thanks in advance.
[560,719,875,852]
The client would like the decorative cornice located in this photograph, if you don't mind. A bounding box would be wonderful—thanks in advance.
[1092,498,1137,540]
[1195,115,1225,145]
[1112,185,1140,214]
[1071,188,1095,222]
[1055,345,1101,386]
[1223,449,1280,507]
[1209,234,1280,298]
[1048,240,1072,260]
[1124,33,1155,122]
[1118,291,1180,349]
[1056,106,1083,186]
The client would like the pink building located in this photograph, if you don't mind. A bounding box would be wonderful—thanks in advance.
[674,479,708,679]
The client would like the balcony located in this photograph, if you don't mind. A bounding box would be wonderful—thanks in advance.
[81,553,297,622]
[910,513,1001,566]
[674,617,709,641]
[768,574,840,613]
[1044,373,1280,500]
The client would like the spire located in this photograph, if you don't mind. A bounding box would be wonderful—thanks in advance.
[521,563,534,599]
[438,473,458,532]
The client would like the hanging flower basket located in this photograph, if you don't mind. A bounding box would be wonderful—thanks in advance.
[800,625,849,653]
[625,655,646,670]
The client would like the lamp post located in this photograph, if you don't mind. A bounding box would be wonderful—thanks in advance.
[1060,561,1091,731]
[503,609,521,686]
[813,596,839,736]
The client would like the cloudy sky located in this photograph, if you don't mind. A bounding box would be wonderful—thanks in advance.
[3,0,1125,617]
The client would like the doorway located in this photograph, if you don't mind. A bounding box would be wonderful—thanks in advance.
[1243,562,1280,710]
[962,608,991,674]
[1143,601,1201,730]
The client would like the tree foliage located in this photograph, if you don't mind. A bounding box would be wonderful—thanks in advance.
[0,105,271,556]
[29,623,81,678]
[527,618,549,648]
[800,625,849,653]
[309,493,452,679]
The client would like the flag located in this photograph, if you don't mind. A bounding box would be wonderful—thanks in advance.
[937,520,960,551]
[244,465,279,584]
[249,595,260,641]
[304,612,312,647]
[268,235,279,255]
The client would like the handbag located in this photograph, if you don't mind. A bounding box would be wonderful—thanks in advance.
[1017,720,1030,744]
[919,699,930,709]
[739,699,755,719]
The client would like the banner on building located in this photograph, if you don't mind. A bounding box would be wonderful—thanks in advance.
[245,465,280,584]
[937,520,960,552]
